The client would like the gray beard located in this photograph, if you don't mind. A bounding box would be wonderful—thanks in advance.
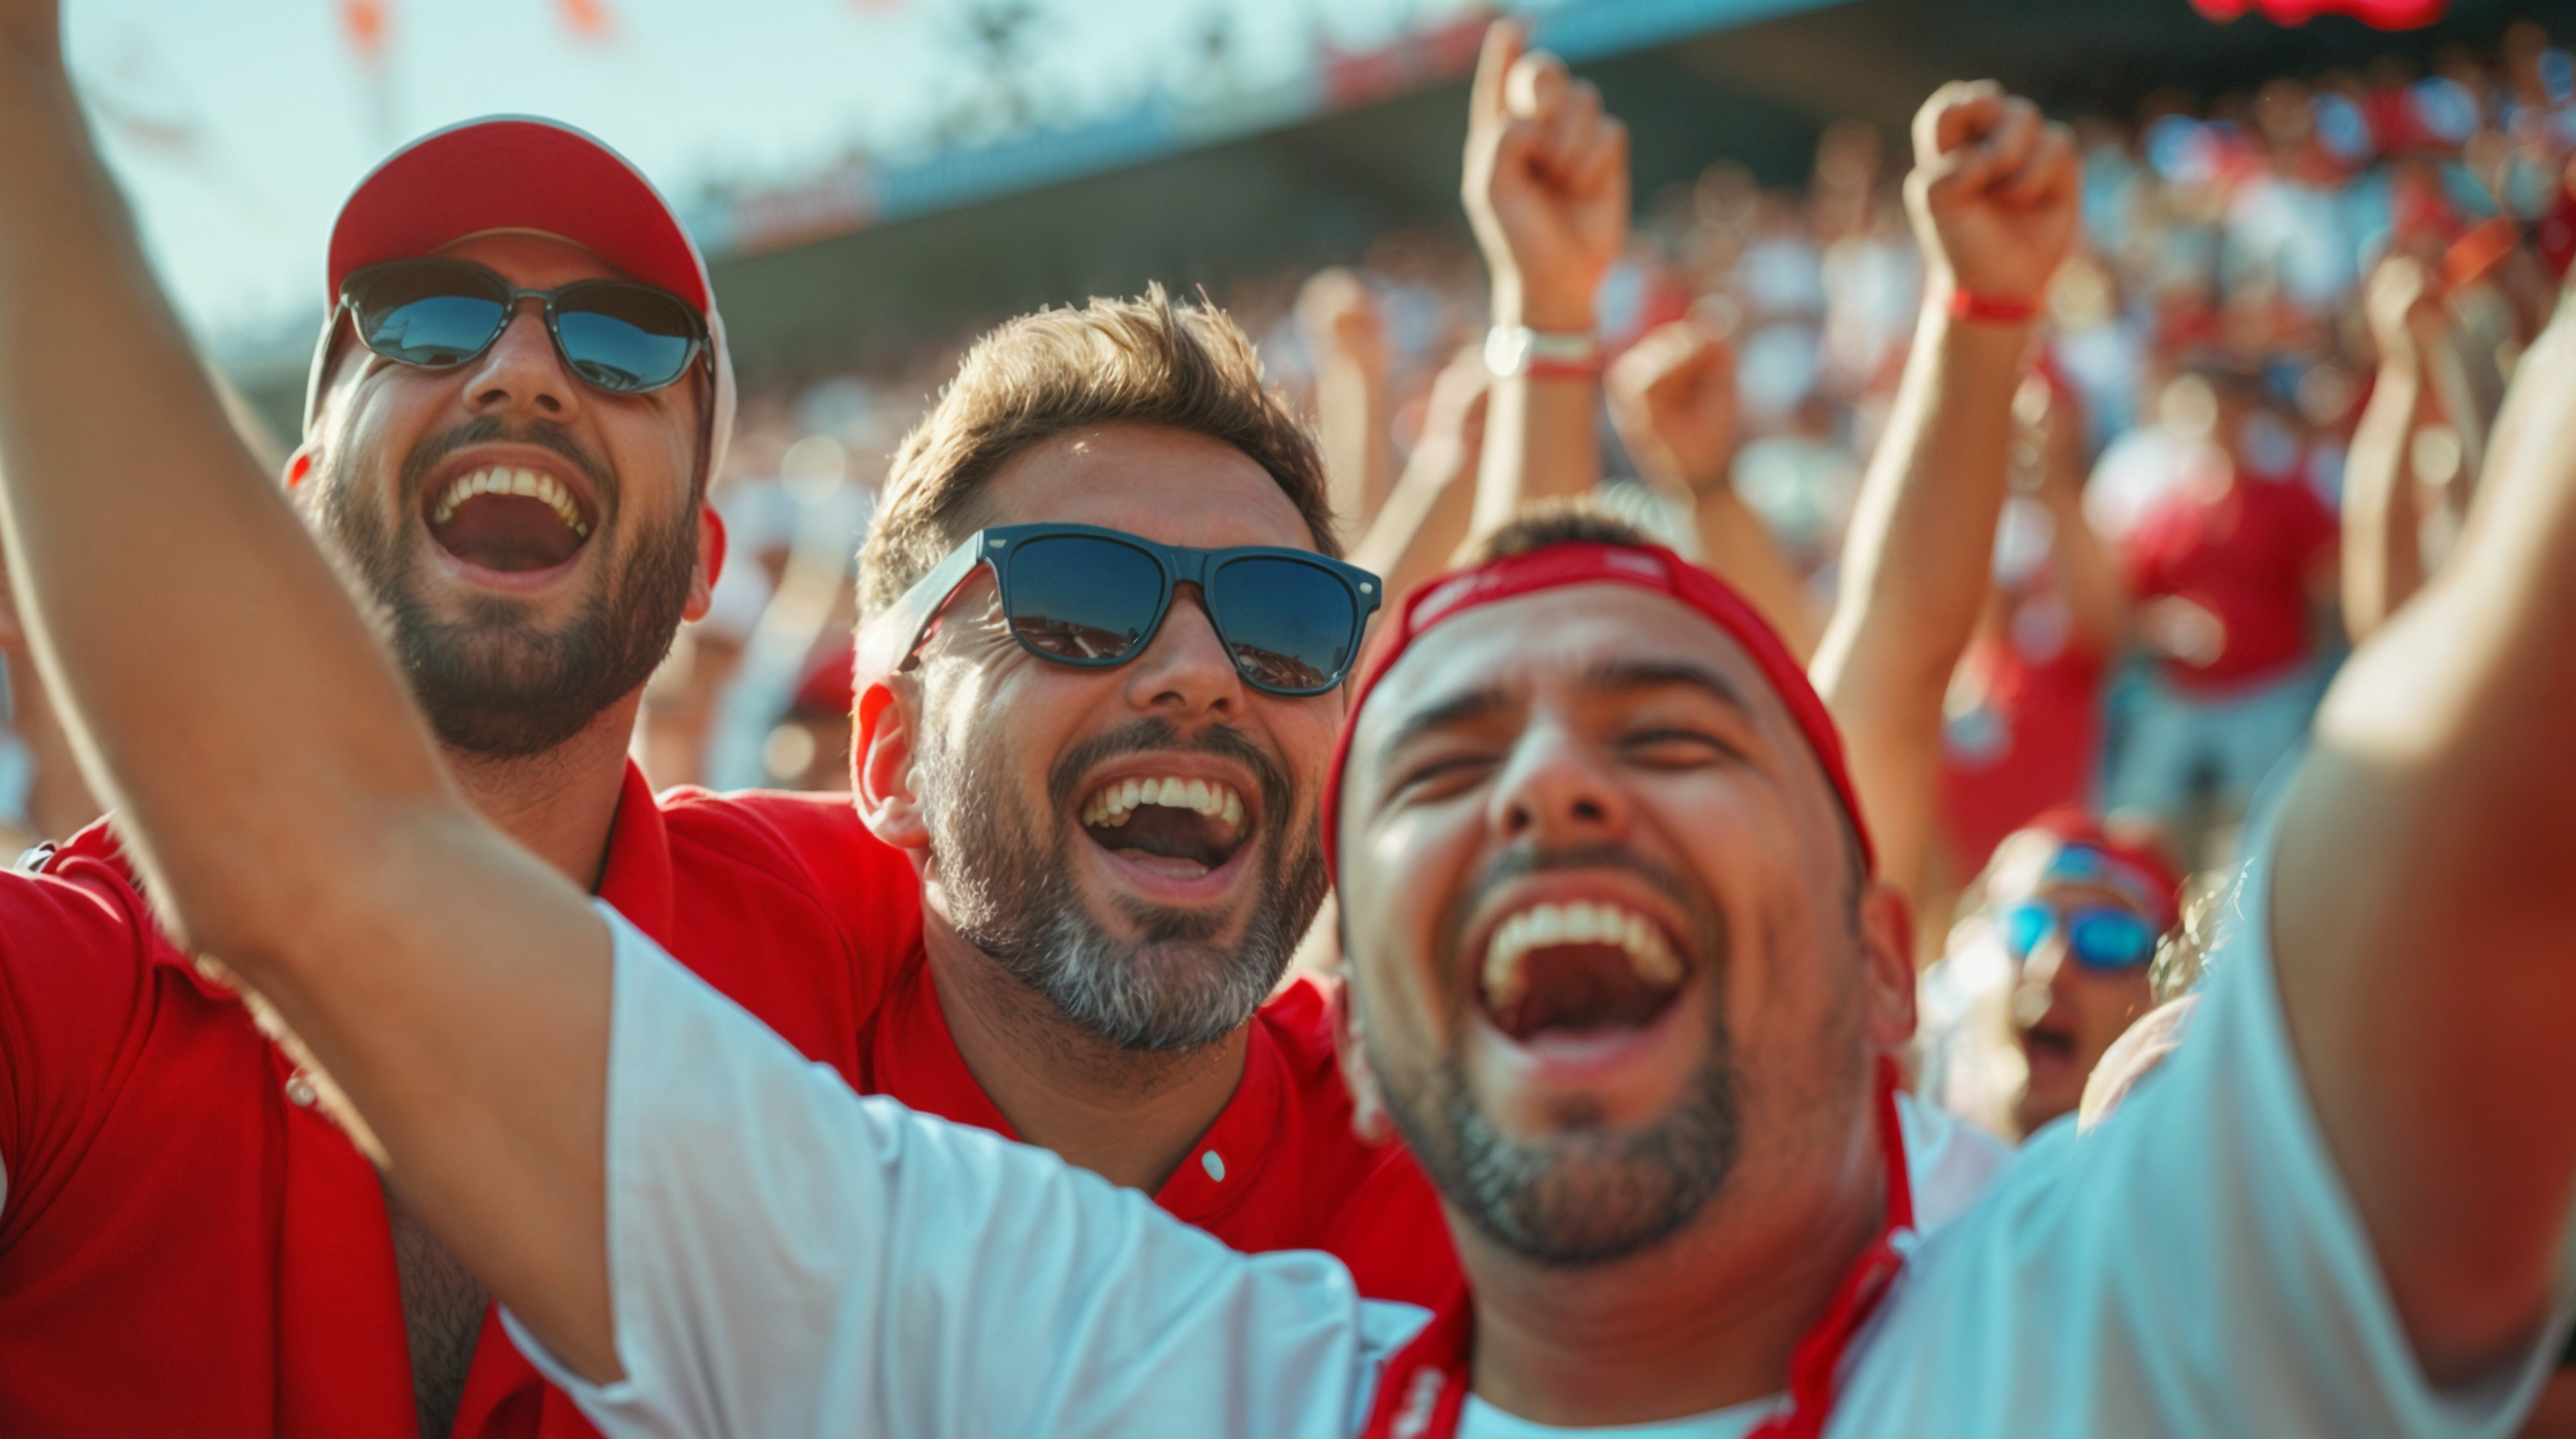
[1367,843,1744,1266]
[917,710,1326,1053]
[314,415,698,759]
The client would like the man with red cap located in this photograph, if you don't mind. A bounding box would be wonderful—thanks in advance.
[21,1,2576,1434]
[0,101,920,1439]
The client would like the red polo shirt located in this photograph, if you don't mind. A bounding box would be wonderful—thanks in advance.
[730,790,1457,1308]
[0,767,1452,1438]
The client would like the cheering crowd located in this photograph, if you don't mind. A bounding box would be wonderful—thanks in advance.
[1,1,2575,1435]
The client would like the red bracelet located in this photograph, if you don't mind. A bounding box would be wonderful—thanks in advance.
[1947,288,2042,325]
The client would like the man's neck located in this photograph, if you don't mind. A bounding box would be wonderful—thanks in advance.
[1461,1125,1887,1427]
[440,696,641,891]
[919,920,1250,1194]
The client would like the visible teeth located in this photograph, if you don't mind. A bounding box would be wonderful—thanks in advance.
[428,466,590,538]
[1079,774,1250,835]
[1478,899,1683,1012]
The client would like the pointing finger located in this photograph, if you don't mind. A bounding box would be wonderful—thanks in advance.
[1470,19,1527,130]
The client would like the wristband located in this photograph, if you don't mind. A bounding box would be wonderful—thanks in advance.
[1485,324,1602,379]
[1946,288,2042,325]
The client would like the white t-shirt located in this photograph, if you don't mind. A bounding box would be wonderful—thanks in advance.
[512,825,2576,1437]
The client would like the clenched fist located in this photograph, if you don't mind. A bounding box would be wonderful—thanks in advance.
[1462,20,1629,332]
[1904,82,2078,309]
[1608,319,1739,493]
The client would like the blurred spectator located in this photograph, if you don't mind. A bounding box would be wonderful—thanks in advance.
[1916,812,2183,1140]
[2105,369,2339,858]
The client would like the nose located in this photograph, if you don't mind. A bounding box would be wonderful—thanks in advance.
[459,299,581,423]
[1488,715,1630,850]
[1119,584,1244,720]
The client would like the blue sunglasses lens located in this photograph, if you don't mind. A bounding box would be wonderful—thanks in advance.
[555,284,701,393]
[1211,555,1360,694]
[2066,909,2158,969]
[355,268,509,368]
[2000,903,2052,959]
[1004,535,1165,663]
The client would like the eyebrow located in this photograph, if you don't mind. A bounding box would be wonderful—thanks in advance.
[1578,657,1755,714]
[1373,656,1753,763]
[1377,685,1514,761]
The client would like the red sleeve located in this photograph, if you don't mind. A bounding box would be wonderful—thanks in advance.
[0,858,162,1246]
[696,789,925,1022]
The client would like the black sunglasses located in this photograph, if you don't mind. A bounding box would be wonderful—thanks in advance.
[320,258,708,405]
[858,523,1383,698]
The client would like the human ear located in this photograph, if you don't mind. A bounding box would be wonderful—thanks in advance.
[1857,881,1919,1050]
[1331,946,1396,1144]
[681,504,727,624]
[854,678,929,854]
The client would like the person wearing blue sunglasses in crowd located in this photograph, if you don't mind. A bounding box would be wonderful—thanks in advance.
[1916,809,2183,1140]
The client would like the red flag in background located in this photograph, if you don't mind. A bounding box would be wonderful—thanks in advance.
[557,0,617,42]
[2187,0,2444,29]
[338,0,391,63]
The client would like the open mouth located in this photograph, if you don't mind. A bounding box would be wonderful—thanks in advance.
[2019,1021,2076,1069]
[1078,774,1252,881]
[424,464,595,573]
[1477,899,1689,1043]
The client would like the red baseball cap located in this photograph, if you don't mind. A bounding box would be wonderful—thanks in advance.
[306,115,734,486]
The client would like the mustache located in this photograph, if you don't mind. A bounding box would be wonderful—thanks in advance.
[396,414,617,522]
[1046,716,1296,829]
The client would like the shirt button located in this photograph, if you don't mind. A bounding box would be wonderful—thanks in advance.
[1201,1150,1226,1183]
[284,1075,318,1108]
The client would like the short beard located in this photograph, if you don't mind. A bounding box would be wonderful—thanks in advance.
[917,709,1326,1052]
[314,415,698,759]
[1370,843,1742,1266]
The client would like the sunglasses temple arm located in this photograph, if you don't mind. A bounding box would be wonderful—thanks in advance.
[854,536,989,694]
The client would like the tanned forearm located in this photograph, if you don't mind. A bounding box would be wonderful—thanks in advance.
[1808,305,2028,903]
[1690,484,1819,662]
[0,24,617,1379]
[2275,281,2576,1383]
[1473,371,1600,535]
[2340,353,2429,643]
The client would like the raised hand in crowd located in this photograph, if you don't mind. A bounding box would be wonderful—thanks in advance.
[1296,266,1399,535]
[1460,18,1627,534]
[1606,317,1821,658]
[2343,253,2452,643]
[1808,81,2078,912]
[1350,342,1490,607]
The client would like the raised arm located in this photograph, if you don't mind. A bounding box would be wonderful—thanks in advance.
[2341,255,2447,643]
[0,13,617,1378]
[1460,19,1626,536]
[1297,267,1401,537]
[1606,317,1822,658]
[1352,345,1490,605]
[2272,267,2576,1384]
[1806,83,2076,907]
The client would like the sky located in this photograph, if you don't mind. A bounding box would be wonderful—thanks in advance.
[65,0,1483,348]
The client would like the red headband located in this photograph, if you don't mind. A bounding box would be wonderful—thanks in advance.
[1321,542,1875,877]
